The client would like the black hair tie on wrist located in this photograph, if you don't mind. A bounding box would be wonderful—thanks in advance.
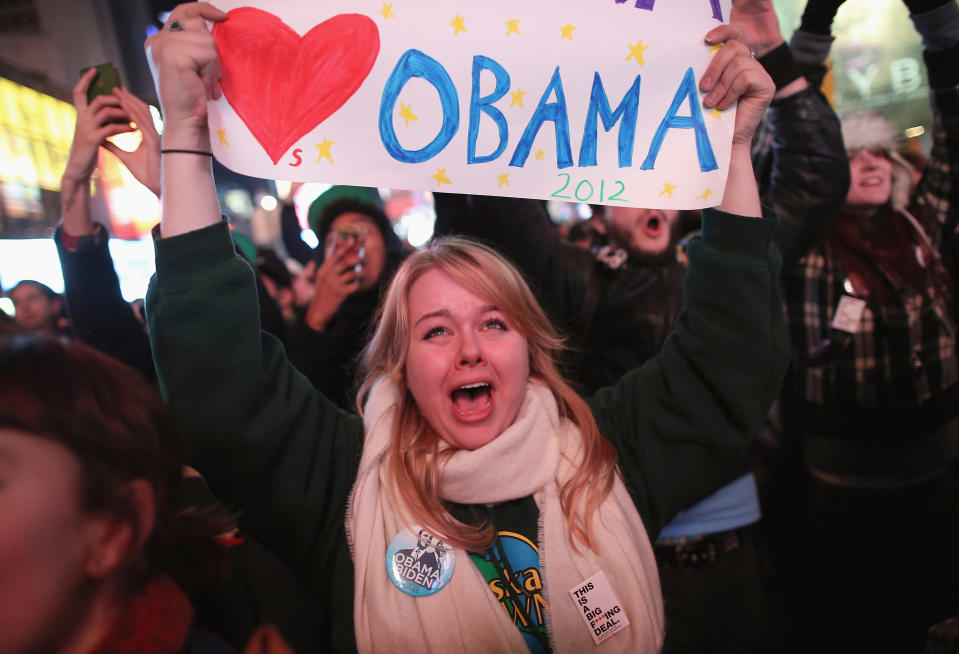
[758,43,804,91]
[160,149,213,157]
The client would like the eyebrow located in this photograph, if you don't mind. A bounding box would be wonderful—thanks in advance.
[414,309,451,326]
[413,305,499,327]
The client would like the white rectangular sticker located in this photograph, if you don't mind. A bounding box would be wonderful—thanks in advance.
[569,571,630,645]
[831,295,867,334]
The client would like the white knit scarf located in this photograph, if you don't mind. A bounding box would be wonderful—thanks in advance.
[346,379,663,654]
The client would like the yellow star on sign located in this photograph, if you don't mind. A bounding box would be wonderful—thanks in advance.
[497,173,510,188]
[560,22,575,40]
[698,189,714,201]
[315,138,334,164]
[505,18,521,36]
[659,182,677,198]
[399,102,418,128]
[510,89,526,109]
[450,14,467,35]
[534,149,547,161]
[216,128,230,147]
[380,3,395,19]
[432,168,452,186]
[626,40,649,66]
[710,107,722,119]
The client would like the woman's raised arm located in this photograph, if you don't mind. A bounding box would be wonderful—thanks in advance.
[145,2,228,237]
[700,24,775,218]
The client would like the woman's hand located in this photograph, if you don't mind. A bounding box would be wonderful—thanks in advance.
[101,88,162,197]
[304,239,364,332]
[700,24,775,147]
[62,68,134,188]
[61,68,139,234]
[144,2,228,148]
[730,0,809,99]
[729,0,784,58]
[145,3,228,238]
[700,25,773,217]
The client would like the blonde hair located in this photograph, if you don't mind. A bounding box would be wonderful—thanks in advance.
[358,237,618,552]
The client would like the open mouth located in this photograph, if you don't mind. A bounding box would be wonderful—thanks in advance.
[643,214,663,237]
[451,382,493,417]
[862,177,885,187]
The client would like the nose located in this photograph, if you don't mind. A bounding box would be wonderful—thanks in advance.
[456,332,483,367]
[856,149,882,169]
[340,238,360,255]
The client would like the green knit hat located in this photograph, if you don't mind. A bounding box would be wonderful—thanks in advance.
[307,186,381,234]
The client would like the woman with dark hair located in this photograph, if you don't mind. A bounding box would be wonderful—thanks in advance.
[767,0,959,650]
[0,334,233,654]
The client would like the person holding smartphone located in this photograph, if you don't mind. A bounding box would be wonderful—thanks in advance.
[287,198,406,410]
[53,65,159,378]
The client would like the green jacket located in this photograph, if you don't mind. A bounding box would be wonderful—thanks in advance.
[146,208,787,652]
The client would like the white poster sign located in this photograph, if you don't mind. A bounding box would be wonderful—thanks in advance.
[206,0,735,208]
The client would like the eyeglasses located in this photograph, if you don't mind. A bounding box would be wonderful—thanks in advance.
[331,225,369,246]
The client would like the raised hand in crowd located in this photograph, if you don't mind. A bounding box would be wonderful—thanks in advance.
[108,88,162,196]
[302,231,366,332]
[144,2,227,239]
[731,0,810,98]
[61,67,161,238]
[699,23,774,216]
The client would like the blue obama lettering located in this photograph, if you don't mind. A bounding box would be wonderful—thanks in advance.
[615,0,724,22]
[393,551,441,590]
[578,72,641,168]
[509,67,573,169]
[379,49,459,163]
[641,67,717,172]
[468,55,511,164]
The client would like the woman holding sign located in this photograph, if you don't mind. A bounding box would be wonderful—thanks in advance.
[763,0,959,651]
[145,4,783,652]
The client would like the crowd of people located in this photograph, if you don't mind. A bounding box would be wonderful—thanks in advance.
[2,0,958,652]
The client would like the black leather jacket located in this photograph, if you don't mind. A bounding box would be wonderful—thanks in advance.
[753,82,851,264]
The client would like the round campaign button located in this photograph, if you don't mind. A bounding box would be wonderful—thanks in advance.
[385,526,455,597]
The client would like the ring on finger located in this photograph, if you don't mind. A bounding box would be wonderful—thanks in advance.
[748,49,756,59]
[168,19,184,31]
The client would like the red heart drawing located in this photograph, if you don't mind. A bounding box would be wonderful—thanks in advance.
[213,8,380,164]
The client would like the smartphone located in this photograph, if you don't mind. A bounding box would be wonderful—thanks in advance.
[325,226,368,271]
[80,63,128,124]
[82,63,121,103]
